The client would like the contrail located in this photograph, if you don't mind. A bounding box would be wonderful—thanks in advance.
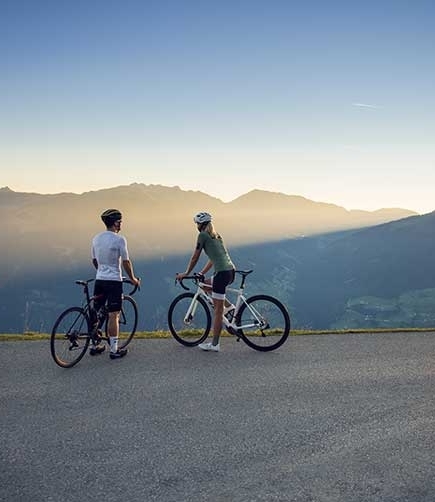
[352,102,379,109]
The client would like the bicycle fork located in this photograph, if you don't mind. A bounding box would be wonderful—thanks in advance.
[183,293,203,324]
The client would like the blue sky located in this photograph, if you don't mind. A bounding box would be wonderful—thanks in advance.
[1,0,434,213]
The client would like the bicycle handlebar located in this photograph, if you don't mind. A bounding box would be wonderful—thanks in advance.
[122,277,141,296]
[175,269,253,291]
[175,273,204,291]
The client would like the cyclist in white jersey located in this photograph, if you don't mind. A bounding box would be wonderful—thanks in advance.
[176,212,235,352]
[91,209,140,359]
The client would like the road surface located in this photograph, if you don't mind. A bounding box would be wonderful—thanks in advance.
[1,332,434,501]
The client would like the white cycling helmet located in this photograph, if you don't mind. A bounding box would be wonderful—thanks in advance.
[193,211,212,224]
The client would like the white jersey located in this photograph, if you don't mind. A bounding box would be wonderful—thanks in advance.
[91,231,129,281]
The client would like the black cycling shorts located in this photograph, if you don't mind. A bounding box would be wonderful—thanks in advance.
[212,269,235,299]
[93,280,123,312]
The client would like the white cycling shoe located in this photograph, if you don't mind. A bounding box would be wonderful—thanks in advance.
[198,342,220,352]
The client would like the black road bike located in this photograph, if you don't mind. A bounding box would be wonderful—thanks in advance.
[50,278,140,368]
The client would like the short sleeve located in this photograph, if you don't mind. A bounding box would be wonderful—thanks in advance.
[119,236,129,260]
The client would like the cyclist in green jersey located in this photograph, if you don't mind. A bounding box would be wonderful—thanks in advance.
[176,212,235,352]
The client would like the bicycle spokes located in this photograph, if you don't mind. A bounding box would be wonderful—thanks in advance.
[50,307,91,368]
[168,292,211,346]
[236,295,290,351]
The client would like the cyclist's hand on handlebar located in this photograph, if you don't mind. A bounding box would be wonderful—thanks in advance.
[131,277,141,288]
[175,272,187,282]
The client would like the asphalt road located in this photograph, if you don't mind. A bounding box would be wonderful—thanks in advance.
[1,332,434,502]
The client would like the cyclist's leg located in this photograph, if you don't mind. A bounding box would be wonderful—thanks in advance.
[106,281,126,358]
[202,269,234,348]
[107,310,121,348]
[199,277,213,296]
[93,280,107,317]
[90,280,108,354]
[211,297,224,346]
[204,275,231,310]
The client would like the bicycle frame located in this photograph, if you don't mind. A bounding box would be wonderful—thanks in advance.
[73,280,102,335]
[66,278,140,346]
[183,278,267,332]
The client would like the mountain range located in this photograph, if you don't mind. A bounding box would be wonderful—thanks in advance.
[1,184,434,333]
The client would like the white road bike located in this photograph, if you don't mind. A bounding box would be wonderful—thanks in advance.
[168,270,291,352]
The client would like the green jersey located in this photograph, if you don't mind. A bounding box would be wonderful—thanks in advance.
[197,231,234,273]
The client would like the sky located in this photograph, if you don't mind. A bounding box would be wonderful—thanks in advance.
[1,0,434,214]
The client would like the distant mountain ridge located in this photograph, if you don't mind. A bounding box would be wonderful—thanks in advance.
[1,183,417,279]
[2,183,432,333]
[2,182,417,253]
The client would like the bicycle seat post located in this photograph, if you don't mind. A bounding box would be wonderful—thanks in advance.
[239,275,246,290]
[84,283,91,304]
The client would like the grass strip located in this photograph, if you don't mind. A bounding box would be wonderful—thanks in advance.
[1,327,435,342]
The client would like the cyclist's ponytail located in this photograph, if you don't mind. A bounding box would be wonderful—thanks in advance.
[204,222,218,239]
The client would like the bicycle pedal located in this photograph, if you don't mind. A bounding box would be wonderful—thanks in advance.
[92,332,103,344]
[227,326,241,338]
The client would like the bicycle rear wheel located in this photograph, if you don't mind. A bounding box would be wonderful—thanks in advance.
[168,293,211,346]
[50,307,91,368]
[235,295,290,352]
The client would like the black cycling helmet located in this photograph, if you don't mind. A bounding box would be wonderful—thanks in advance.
[101,208,122,226]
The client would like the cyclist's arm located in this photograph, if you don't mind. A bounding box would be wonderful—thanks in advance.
[199,260,213,276]
[122,259,140,285]
[177,241,203,280]
[183,247,202,275]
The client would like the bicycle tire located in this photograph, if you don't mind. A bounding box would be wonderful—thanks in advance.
[50,307,91,368]
[103,295,138,349]
[168,292,211,346]
[235,294,290,352]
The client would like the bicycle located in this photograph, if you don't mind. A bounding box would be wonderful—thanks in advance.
[168,270,291,351]
[50,277,140,368]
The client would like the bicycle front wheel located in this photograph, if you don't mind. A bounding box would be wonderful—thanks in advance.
[119,295,138,349]
[168,293,211,346]
[103,295,138,349]
[50,307,91,368]
[236,295,290,352]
